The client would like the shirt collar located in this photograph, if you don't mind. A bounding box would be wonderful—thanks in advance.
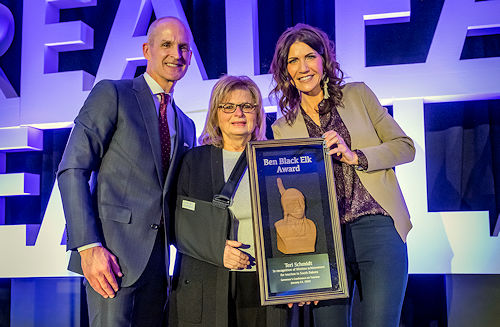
[143,72,173,104]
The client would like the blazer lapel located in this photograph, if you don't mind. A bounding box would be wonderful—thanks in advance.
[279,111,309,138]
[133,76,163,186]
[290,112,310,137]
[336,89,361,150]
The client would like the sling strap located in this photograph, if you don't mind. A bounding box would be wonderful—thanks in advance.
[212,150,247,209]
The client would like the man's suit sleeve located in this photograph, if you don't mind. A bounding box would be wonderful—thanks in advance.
[57,80,119,251]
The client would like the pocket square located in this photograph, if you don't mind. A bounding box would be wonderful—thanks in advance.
[184,142,190,147]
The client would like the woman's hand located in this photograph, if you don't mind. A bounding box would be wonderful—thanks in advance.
[323,130,358,165]
[223,240,250,269]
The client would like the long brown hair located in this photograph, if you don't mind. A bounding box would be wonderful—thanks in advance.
[270,23,344,125]
[198,75,266,147]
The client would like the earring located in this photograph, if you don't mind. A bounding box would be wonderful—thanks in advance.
[323,75,330,99]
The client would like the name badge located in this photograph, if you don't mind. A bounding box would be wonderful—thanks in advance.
[182,200,196,211]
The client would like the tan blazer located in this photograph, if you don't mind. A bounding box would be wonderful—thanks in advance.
[272,82,415,242]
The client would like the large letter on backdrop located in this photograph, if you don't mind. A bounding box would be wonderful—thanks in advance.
[20,0,96,125]
[335,0,500,273]
[0,3,19,128]
[0,3,16,99]
[0,0,499,278]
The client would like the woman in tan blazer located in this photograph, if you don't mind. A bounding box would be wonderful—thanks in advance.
[270,23,415,327]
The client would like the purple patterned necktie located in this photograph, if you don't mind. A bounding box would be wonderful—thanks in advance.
[159,93,171,178]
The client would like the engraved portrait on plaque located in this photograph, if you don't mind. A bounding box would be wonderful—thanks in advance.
[275,178,317,254]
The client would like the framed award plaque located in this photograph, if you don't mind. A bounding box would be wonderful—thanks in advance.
[247,138,348,305]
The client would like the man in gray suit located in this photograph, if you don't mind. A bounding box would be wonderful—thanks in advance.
[57,17,196,326]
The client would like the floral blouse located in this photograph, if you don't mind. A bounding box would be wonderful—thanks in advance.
[300,101,388,223]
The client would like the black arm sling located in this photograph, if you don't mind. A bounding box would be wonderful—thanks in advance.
[174,151,247,267]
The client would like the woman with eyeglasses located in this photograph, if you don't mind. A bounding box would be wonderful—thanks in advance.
[269,23,415,327]
[169,75,287,327]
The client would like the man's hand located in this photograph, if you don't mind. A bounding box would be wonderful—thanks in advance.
[287,301,319,308]
[80,246,123,298]
[223,240,250,269]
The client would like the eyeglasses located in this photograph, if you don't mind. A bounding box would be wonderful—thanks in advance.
[218,103,257,113]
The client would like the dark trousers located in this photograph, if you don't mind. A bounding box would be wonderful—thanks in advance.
[85,229,168,327]
[228,271,287,327]
[313,215,408,327]
[228,271,267,327]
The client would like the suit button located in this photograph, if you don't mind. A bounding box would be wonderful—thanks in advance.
[150,224,159,230]
[184,279,190,284]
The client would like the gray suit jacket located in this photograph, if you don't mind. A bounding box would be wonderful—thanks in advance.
[57,75,196,287]
[272,82,414,241]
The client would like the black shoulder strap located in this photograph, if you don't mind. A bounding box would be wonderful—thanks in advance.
[212,150,247,209]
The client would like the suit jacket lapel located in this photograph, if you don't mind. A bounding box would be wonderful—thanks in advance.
[164,101,184,194]
[133,76,163,186]
[170,100,182,168]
